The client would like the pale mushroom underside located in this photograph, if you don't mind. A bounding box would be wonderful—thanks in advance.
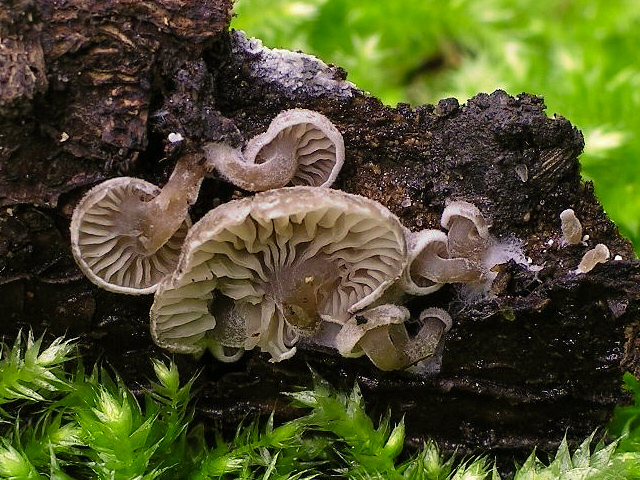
[248,119,343,187]
[150,186,407,362]
[70,177,190,295]
[204,109,345,191]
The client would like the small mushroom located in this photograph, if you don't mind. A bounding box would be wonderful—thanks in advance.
[203,109,345,191]
[150,186,407,362]
[334,305,452,371]
[407,307,453,375]
[440,200,490,259]
[560,208,583,245]
[439,200,530,301]
[401,229,483,295]
[576,243,610,274]
[70,153,206,294]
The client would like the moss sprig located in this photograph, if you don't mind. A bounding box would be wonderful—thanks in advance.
[0,331,75,414]
[1,332,640,479]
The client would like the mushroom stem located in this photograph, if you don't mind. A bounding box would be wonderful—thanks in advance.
[136,153,206,254]
[203,141,298,191]
[412,251,484,284]
[446,217,487,259]
[357,312,447,371]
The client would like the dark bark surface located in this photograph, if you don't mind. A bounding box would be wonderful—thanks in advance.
[2,0,640,467]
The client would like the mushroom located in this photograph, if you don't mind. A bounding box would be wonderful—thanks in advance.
[576,243,610,274]
[70,153,206,294]
[203,109,345,191]
[440,200,490,259]
[560,208,583,245]
[400,229,483,295]
[150,186,407,362]
[438,200,530,301]
[334,305,452,371]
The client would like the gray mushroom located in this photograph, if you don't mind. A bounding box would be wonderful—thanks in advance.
[150,186,407,362]
[334,305,452,371]
[401,229,483,294]
[70,154,206,294]
[560,208,583,245]
[203,109,345,191]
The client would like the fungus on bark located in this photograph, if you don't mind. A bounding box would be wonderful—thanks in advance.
[560,208,583,245]
[435,200,530,300]
[576,243,610,274]
[203,109,345,191]
[334,305,452,371]
[149,186,407,362]
[70,154,206,294]
[401,229,483,294]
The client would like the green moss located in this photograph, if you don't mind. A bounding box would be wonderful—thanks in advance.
[1,333,639,478]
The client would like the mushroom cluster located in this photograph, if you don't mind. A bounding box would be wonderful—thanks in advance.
[148,186,461,370]
[71,110,344,295]
[402,200,529,302]
[150,187,405,360]
[70,108,538,372]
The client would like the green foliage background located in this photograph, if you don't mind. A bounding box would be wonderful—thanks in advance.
[232,0,640,252]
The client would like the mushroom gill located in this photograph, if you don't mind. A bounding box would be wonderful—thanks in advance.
[150,186,407,362]
[203,109,345,191]
[70,154,206,294]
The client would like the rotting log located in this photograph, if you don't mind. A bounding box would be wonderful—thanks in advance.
[2,1,639,467]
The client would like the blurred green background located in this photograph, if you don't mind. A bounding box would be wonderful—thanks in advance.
[232,0,640,253]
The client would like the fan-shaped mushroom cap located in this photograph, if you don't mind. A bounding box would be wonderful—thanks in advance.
[70,177,191,294]
[150,186,407,362]
[335,305,452,371]
[203,109,345,191]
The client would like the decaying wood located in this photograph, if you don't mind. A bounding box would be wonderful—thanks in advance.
[2,0,639,466]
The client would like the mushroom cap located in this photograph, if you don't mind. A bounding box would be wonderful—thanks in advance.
[203,109,345,191]
[440,200,490,238]
[419,307,453,332]
[401,229,484,294]
[246,109,345,187]
[335,305,451,371]
[335,304,410,358]
[150,186,407,360]
[401,229,448,295]
[440,200,491,262]
[70,177,191,295]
